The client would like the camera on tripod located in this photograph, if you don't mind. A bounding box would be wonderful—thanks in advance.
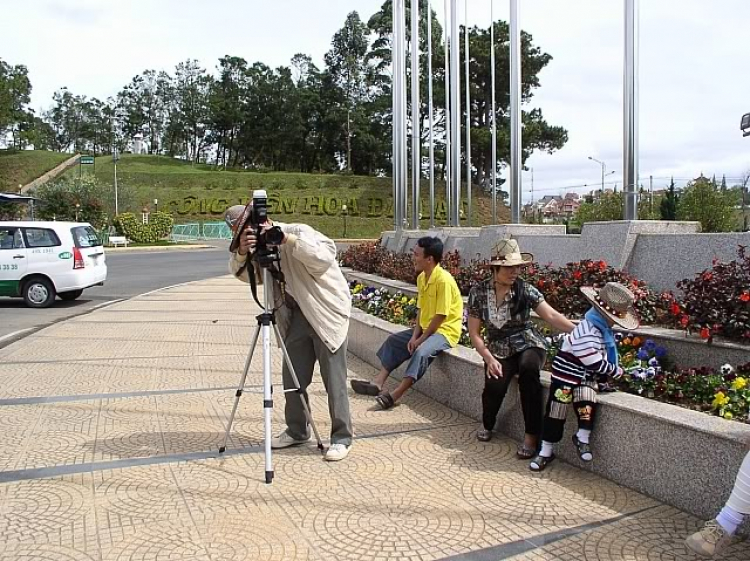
[229,190,284,268]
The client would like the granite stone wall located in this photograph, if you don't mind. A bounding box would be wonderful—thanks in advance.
[379,221,750,293]
[348,308,750,523]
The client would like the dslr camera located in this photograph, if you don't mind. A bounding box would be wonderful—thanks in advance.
[228,190,284,267]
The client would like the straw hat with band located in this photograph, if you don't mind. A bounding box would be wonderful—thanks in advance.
[580,282,640,331]
[489,238,534,267]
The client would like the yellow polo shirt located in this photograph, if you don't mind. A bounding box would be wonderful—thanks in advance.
[416,264,464,347]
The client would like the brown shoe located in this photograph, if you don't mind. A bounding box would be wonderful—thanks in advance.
[685,521,733,558]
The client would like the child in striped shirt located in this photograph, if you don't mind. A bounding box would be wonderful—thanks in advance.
[530,282,639,472]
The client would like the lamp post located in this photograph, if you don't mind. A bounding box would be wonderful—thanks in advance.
[588,156,607,193]
[75,203,81,222]
[341,204,348,238]
[154,198,158,213]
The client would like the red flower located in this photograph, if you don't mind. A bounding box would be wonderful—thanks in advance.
[700,327,711,339]
[670,302,681,315]
[702,272,713,281]
[680,315,689,327]
[598,261,607,271]
[573,271,582,280]
[537,280,545,289]
[740,292,750,303]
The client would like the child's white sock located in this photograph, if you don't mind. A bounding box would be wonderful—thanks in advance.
[575,429,593,461]
[539,441,555,458]
[716,505,744,535]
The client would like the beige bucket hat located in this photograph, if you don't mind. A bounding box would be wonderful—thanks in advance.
[489,238,534,267]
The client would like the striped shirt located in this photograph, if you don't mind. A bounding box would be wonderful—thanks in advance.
[551,319,618,385]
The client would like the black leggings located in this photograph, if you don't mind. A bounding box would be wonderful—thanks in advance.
[482,347,545,436]
[540,378,598,444]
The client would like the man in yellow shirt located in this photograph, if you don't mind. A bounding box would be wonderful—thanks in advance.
[350,236,464,409]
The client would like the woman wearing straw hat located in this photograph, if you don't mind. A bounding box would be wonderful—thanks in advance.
[529,282,637,472]
[467,239,576,459]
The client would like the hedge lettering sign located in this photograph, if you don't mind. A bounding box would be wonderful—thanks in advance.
[165,195,465,220]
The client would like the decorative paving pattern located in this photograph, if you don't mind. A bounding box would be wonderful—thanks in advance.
[0,277,748,561]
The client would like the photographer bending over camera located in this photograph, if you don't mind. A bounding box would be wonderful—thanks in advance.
[226,204,353,462]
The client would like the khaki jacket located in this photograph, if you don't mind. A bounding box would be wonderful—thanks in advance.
[229,223,351,353]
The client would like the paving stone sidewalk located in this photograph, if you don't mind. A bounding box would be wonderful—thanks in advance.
[0,277,747,561]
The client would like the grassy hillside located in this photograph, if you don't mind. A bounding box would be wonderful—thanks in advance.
[67,154,511,238]
[0,150,73,193]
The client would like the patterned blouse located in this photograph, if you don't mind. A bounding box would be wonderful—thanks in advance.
[467,279,548,359]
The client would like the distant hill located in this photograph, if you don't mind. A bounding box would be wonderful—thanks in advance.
[67,154,511,239]
[0,150,72,193]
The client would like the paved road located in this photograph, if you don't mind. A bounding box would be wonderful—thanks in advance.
[0,242,231,344]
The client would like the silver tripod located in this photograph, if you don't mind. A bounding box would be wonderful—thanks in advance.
[219,265,325,484]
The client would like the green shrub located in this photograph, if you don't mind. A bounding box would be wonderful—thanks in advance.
[114,211,174,244]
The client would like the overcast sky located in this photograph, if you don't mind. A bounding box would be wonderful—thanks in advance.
[3,0,749,200]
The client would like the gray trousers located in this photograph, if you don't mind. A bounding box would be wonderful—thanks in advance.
[282,307,353,446]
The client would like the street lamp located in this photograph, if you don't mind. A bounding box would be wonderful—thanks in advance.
[588,156,607,193]
[341,204,348,238]
[75,203,81,222]
[154,198,158,213]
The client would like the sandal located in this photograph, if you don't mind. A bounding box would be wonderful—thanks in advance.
[572,435,593,462]
[477,429,493,442]
[516,444,537,460]
[376,391,396,410]
[529,454,556,472]
[351,380,381,396]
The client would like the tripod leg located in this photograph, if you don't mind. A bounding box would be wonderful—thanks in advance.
[219,324,261,454]
[260,323,274,484]
[273,323,326,452]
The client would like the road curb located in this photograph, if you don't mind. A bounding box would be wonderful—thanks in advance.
[0,299,124,351]
[0,277,226,350]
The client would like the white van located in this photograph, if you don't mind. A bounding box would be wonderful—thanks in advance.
[0,221,107,308]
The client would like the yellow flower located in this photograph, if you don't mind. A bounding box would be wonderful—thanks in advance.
[353,285,362,294]
[712,391,730,408]
[408,298,416,305]
[401,297,408,303]
[622,338,632,346]
[724,411,734,420]
[731,377,747,391]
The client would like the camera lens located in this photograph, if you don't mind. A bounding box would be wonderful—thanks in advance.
[265,226,285,245]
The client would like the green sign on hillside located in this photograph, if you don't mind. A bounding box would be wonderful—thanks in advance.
[80,156,95,165]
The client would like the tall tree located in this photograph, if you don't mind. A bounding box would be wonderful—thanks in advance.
[660,177,678,220]
[43,88,88,152]
[209,56,248,168]
[325,11,372,171]
[367,2,567,184]
[0,59,33,149]
[677,175,737,232]
[170,60,213,162]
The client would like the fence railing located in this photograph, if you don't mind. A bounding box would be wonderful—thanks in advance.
[169,222,232,241]
[201,222,232,240]
[170,223,200,241]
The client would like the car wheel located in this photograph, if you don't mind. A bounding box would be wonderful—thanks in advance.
[23,277,56,308]
[59,289,84,301]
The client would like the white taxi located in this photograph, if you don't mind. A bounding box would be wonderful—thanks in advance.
[0,221,107,308]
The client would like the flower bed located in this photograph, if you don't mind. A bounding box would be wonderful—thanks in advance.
[341,243,750,344]
[349,280,750,423]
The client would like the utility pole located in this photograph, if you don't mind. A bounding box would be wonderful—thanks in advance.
[113,148,119,216]
[649,174,653,216]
